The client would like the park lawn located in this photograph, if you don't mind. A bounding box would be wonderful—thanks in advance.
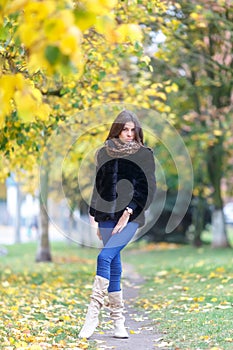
[124,242,233,350]
[1,239,233,349]
[0,241,100,349]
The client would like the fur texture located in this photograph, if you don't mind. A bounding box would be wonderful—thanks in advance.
[90,146,156,227]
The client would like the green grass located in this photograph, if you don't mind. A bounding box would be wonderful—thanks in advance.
[1,240,233,349]
[0,241,98,267]
[0,241,100,349]
[124,243,233,349]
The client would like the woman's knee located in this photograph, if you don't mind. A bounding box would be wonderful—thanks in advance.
[97,252,111,267]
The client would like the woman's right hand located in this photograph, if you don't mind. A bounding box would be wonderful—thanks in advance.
[112,210,130,234]
[97,228,102,240]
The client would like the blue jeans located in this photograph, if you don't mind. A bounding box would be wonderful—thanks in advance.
[96,220,138,292]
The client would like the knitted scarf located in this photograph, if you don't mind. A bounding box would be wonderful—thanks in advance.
[105,138,141,158]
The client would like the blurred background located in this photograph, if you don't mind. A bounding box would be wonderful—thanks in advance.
[0,0,232,259]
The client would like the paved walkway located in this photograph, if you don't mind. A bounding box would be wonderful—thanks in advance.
[92,263,165,349]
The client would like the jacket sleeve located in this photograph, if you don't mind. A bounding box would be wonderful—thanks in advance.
[128,148,156,212]
[89,151,102,217]
[144,149,156,210]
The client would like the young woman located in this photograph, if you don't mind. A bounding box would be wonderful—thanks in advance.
[78,110,156,339]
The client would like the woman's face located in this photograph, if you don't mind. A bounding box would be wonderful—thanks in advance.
[118,121,136,143]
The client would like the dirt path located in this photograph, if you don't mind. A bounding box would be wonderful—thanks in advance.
[92,263,165,349]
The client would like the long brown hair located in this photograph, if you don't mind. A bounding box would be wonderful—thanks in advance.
[106,110,144,144]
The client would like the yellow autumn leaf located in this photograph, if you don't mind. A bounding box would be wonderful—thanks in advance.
[165,85,172,93]
[75,11,96,31]
[99,0,117,9]
[77,341,89,349]
[63,315,71,321]
[27,52,49,74]
[171,83,179,92]
[0,100,8,119]
[126,23,143,43]
[117,23,143,43]
[59,27,82,55]
[156,92,167,101]
[190,12,199,20]
[0,75,14,98]
[211,297,218,302]
[157,270,168,277]
[213,129,223,136]
[99,20,120,43]
[216,267,225,273]
[14,73,25,89]
[225,338,233,342]
[9,337,15,344]
[200,335,210,340]
[208,272,217,278]
[145,88,159,96]
[31,86,42,103]
[14,90,37,122]
[165,83,179,93]
[85,0,117,14]
[222,278,230,283]
[197,21,207,29]
[36,103,51,121]
[60,34,78,55]
[58,8,75,27]
[193,296,205,302]
[45,18,67,41]
[4,0,28,14]
[141,55,151,65]
[24,1,55,22]
[148,64,153,72]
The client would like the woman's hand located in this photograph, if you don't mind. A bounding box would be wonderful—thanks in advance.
[97,228,102,240]
[112,211,130,235]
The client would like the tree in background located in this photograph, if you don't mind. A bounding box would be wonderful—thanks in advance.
[153,0,233,247]
[0,0,172,260]
[3,0,231,255]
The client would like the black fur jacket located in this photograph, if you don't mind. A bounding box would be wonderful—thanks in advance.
[89,145,156,227]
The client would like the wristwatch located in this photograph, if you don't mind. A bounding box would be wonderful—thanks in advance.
[125,207,133,215]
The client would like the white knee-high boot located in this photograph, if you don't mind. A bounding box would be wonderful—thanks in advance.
[108,290,129,338]
[78,275,109,339]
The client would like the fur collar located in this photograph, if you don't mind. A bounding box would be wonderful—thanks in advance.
[105,138,141,158]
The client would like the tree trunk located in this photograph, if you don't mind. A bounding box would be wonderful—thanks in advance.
[211,209,230,248]
[207,143,231,248]
[15,181,22,243]
[66,209,75,244]
[36,160,52,262]
[192,197,205,247]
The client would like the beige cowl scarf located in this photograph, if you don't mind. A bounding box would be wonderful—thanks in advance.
[105,138,141,158]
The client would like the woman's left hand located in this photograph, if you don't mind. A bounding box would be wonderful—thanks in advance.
[112,211,130,234]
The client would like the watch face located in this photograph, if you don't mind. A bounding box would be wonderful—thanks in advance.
[126,207,133,214]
